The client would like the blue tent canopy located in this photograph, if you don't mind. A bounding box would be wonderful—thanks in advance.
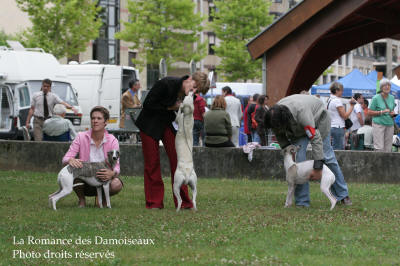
[311,69,379,98]
[365,70,400,98]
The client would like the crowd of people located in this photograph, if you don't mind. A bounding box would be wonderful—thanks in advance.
[327,78,399,152]
[24,74,400,209]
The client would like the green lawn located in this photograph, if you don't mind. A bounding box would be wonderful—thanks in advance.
[0,170,399,265]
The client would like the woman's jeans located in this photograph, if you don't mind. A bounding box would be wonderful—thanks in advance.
[330,127,345,150]
[193,120,205,146]
[293,135,349,207]
[251,130,261,144]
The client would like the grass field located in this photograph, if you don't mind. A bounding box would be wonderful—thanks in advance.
[1,170,399,265]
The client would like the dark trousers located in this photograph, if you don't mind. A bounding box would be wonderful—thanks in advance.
[193,120,205,146]
[140,127,193,209]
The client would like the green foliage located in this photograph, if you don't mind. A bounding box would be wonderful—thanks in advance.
[0,30,19,47]
[209,0,273,82]
[16,0,102,59]
[1,170,400,265]
[116,0,206,70]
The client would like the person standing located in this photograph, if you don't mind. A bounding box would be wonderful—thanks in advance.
[264,94,352,207]
[25,79,78,141]
[327,82,355,150]
[368,78,395,152]
[120,79,141,128]
[192,72,210,146]
[247,93,260,143]
[243,96,253,143]
[135,72,209,209]
[254,95,269,146]
[349,93,365,132]
[362,98,369,117]
[222,86,242,147]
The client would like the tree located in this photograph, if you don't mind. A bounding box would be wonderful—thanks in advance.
[116,0,206,70]
[209,0,273,82]
[0,30,12,47]
[16,0,102,59]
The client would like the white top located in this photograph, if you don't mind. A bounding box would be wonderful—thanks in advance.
[224,95,242,127]
[350,103,364,131]
[31,91,63,117]
[89,135,106,162]
[327,95,345,128]
[357,125,373,148]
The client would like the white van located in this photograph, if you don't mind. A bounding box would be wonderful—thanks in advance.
[204,82,263,105]
[0,45,82,139]
[61,62,139,132]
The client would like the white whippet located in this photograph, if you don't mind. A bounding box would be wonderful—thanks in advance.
[173,92,197,212]
[48,150,120,210]
[283,145,336,210]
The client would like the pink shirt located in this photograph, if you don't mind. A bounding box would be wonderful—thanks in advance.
[62,129,120,175]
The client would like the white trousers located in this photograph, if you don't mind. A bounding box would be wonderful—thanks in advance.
[231,126,240,147]
[372,122,393,152]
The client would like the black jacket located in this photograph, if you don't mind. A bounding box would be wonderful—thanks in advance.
[135,76,189,140]
[247,103,257,131]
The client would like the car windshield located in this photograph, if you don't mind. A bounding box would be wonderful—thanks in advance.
[29,81,78,106]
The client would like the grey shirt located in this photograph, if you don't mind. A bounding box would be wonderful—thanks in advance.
[43,115,77,140]
[273,94,331,161]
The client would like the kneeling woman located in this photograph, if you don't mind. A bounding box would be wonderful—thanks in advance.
[204,95,235,147]
[62,106,122,207]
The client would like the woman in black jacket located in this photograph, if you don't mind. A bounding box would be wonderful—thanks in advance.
[135,73,209,209]
[254,95,269,146]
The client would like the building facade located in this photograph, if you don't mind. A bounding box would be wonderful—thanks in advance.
[1,0,398,89]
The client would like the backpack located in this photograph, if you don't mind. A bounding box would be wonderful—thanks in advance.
[251,105,259,129]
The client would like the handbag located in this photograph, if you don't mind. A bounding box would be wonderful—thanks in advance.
[381,94,399,134]
[344,118,353,129]
[327,98,353,129]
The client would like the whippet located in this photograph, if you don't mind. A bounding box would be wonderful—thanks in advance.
[48,150,120,210]
[173,92,197,212]
[283,145,336,210]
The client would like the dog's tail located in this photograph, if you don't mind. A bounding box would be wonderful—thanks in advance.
[73,183,85,187]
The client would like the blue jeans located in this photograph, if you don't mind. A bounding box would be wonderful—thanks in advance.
[330,127,345,150]
[251,131,261,144]
[193,120,205,146]
[293,135,349,206]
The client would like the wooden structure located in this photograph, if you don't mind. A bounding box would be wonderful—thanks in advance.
[247,0,400,104]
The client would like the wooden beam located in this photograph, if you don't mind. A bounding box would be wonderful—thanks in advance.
[247,0,335,60]
[356,8,400,24]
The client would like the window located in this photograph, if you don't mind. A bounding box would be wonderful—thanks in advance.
[18,87,30,107]
[208,33,216,55]
[338,56,342,65]
[128,51,137,67]
[345,53,350,66]
[208,2,216,22]
[93,0,120,64]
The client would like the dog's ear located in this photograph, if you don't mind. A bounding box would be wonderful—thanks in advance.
[287,164,298,180]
